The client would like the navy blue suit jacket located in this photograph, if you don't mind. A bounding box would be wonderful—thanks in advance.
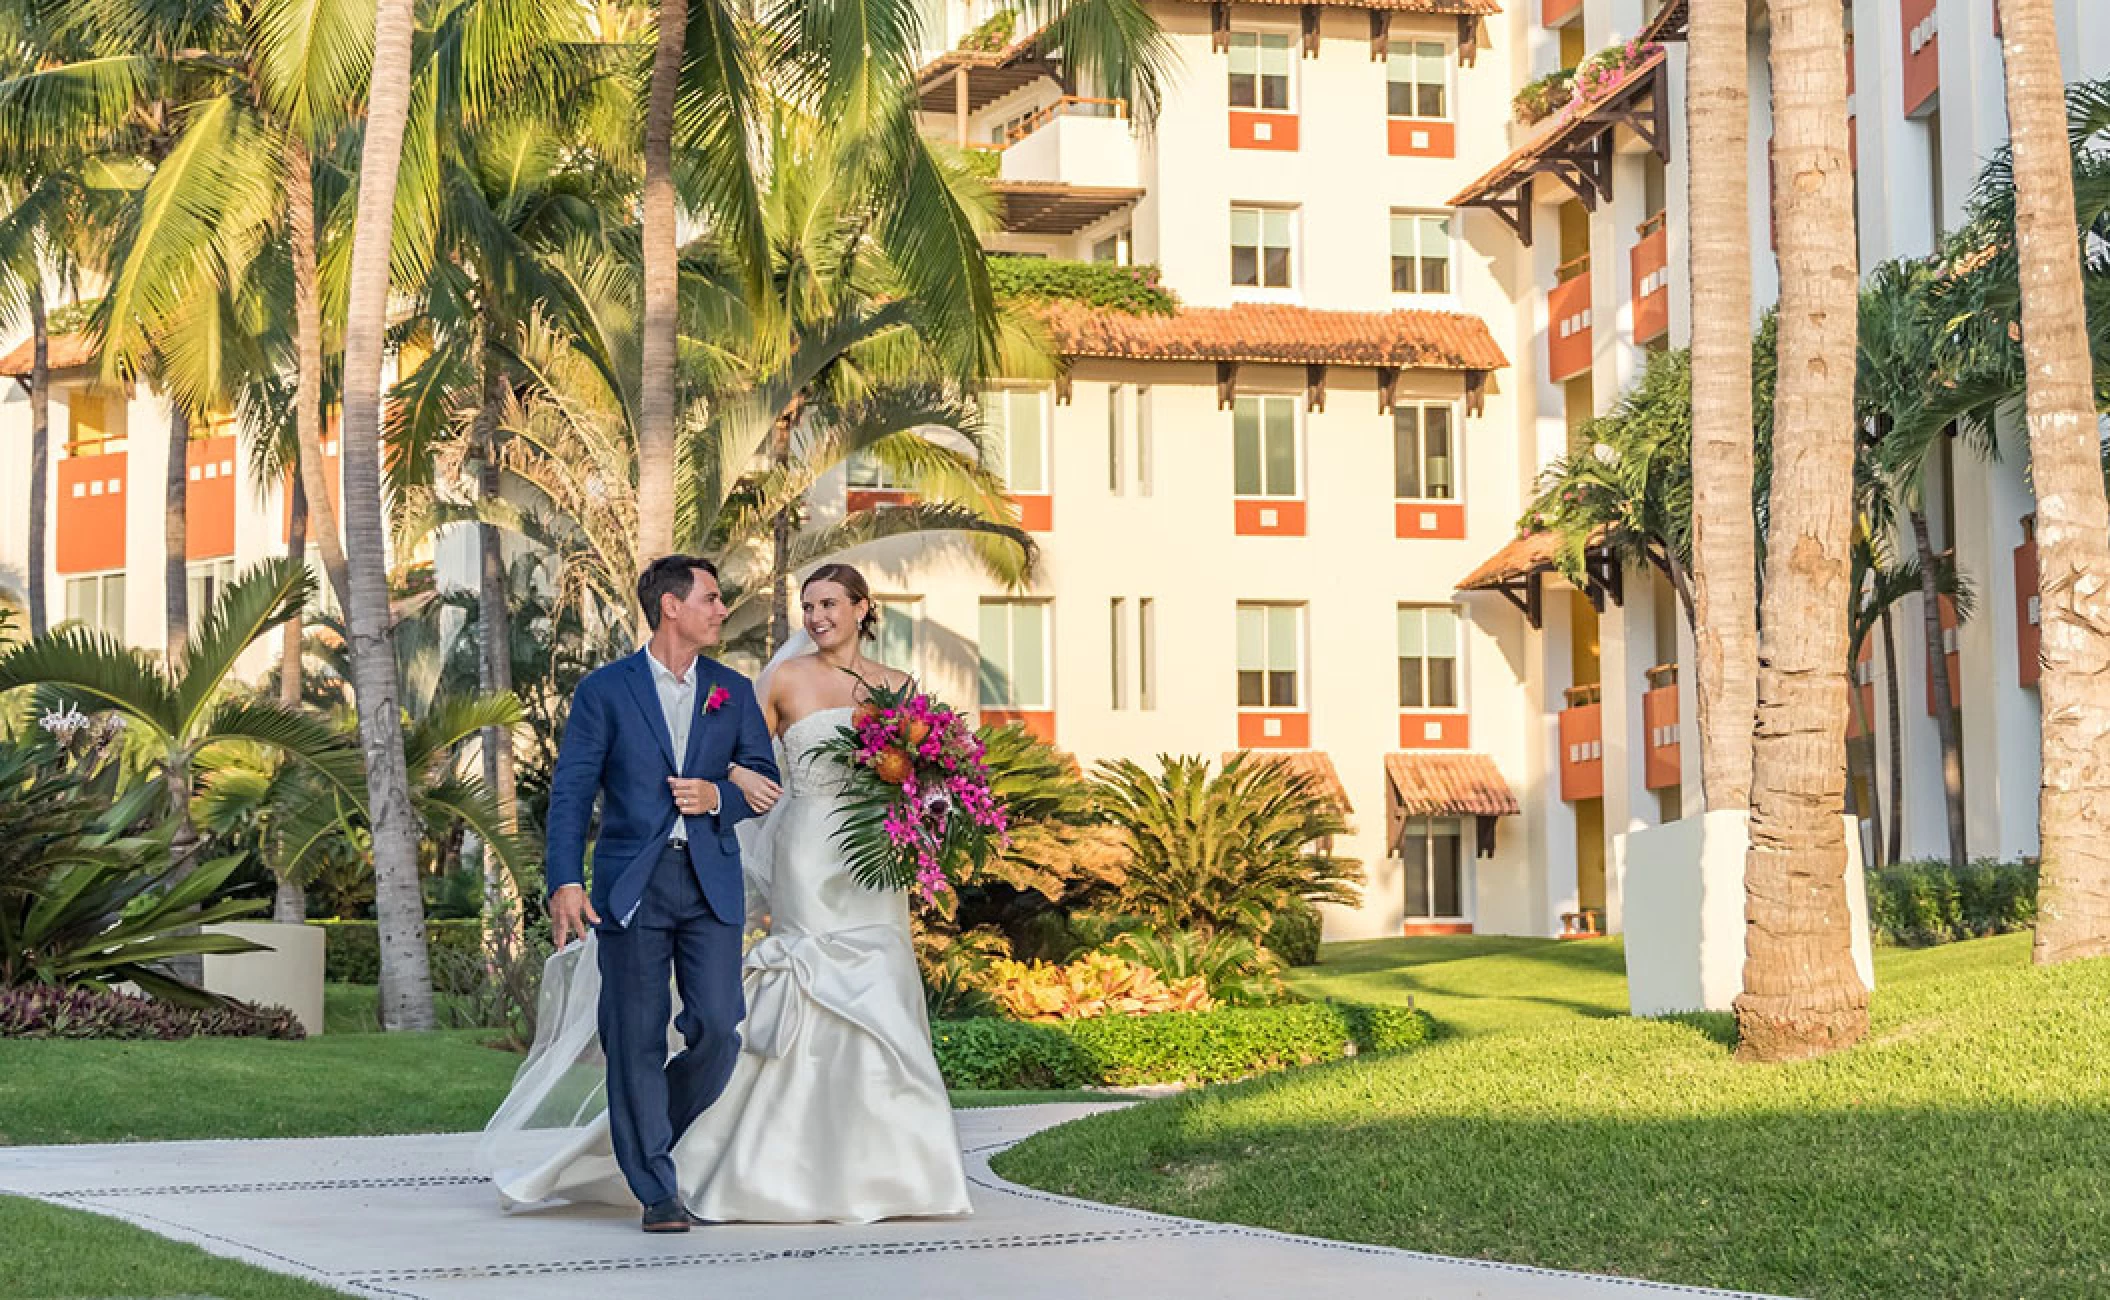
[544,649,779,927]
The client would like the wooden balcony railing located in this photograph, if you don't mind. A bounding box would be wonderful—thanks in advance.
[997,96,1128,147]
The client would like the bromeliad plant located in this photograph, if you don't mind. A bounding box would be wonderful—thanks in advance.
[814,678,1009,903]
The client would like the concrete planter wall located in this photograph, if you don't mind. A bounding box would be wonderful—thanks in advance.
[203,920,327,1035]
[1614,809,1875,1017]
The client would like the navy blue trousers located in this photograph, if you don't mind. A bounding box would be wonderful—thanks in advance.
[597,842,744,1208]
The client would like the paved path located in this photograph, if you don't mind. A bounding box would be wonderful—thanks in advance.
[0,1104,1783,1299]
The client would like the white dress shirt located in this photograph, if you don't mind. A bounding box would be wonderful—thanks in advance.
[647,649,698,841]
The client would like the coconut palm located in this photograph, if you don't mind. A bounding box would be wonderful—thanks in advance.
[1992,12,2110,963]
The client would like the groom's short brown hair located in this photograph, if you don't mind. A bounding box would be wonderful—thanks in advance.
[637,554,720,630]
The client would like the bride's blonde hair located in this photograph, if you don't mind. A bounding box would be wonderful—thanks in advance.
[802,564,879,642]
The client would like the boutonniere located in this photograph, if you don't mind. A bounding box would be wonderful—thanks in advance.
[704,685,731,714]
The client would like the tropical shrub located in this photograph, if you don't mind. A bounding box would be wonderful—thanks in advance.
[958,8,1017,51]
[931,1001,1435,1089]
[1512,67,1575,125]
[312,918,485,984]
[424,909,555,1047]
[1866,859,2037,946]
[1107,929,1288,1007]
[915,923,1009,1020]
[0,983,302,1040]
[982,951,1213,1022]
[945,724,1128,942]
[989,257,1179,315]
[1096,754,1361,940]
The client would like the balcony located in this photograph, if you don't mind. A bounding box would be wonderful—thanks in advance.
[1548,256,1593,383]
[1901,0,1939,116]
[1558,682,1603,802]
[186,433,238,560]
[1631,213,1669,343]
[998,97,1137,190]
[2017,514,2041,689]
[1641,663,1680,790]
[57,452,127,575]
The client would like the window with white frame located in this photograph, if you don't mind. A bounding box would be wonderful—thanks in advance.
[1398,604,1462,709]
[1236,603,1303,710]
[1399,816,1466,920]
[1393,402,1456,500]
[872,597,919,674]
[1233,395,1300,499]
[846,446,907,490]
[1386,41,1449,118]
[64,572,125,640]
[1390,212,1453,295]
[1110,597,1129,710]
[1107,382,1126,493]
[978,599,1050,709]
[1138,596,1157,709]
[982,387,1048,494]
[1230,206,1295,290]
[1134,385,1154,495]
[1227,31,1293,111]
[187,558,236,629]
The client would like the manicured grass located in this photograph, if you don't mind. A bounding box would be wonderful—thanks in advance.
[997,933,2110,1298]
[1286,935,1629,1038]
[2,1195,349,1299]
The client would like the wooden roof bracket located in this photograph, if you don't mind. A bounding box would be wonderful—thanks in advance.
[1457,15,1479,67]
[1470,176,1535,246]
[1302,3,1321,56]
[1463,368,1487,417]
[1370,10,1391,61]
[1376,364,1400,415]
[1493,570,1545,630]
[1476,814,1498,858]
[1211,1,1231,53]
[1216,360,1240,410]
[1305,363,1327,412]
[1054,366,1073,405]
[1537,130,1615,209]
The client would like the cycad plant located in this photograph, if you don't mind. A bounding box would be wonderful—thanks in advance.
[1095,754,1360,940]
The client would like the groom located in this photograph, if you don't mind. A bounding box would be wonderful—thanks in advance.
[545,554,781,1233]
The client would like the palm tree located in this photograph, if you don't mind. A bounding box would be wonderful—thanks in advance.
[1995,6,2110,964]
[1731,0,1867,1063]
[1686,0,1758,815]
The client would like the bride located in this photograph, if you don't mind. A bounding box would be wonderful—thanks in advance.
[479,563,972,1224]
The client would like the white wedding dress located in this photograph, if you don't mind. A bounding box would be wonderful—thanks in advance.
[480,703,972,1224]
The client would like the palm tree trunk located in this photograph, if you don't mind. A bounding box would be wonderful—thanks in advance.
[1881,604,1904,868]
[637,0,688,565]
[273,873,308,923]
[282,476,308,710]
[164,405,189,661]
[340,0,436,1031]
[1732,0,1868,1062]
[1685,0,1758,815]
[1908,509,1967,871]
[768,408,794,654]
[474,343,522,943]
[287,134,350,613]
[2000,0,2110,964]
[164,757,204,986]
[26,287,49,636]
[1846,637,1884,869]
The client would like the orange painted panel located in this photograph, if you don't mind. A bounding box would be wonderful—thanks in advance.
[1235,497,1307,537]
[1548,270,1593,382]
[1011,492,1053,533]
[1386,118,1456,159]
[1402,921,1473,937]
[2017,530,2040,689]
[981,709,1056,744]
[1399,712,1469,749]
[1630,227,1670,342]
[1558,700,1603,802]
[281,434,344,543]
[846,487,915,515]
[57,453,128,574]
[1238,711,1310,749]
[1642,685,1680,790]
[1541,0,1583,25]
[1229,111,1299,151]
[1394,501,1466,540]
[1901,0,1939,116]
[186,434,237,560]
[1924,594,1961,715]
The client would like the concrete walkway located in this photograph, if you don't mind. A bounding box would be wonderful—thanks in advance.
[1,1104,1783,1299]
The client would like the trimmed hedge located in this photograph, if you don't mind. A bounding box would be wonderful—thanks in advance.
[312,918,484,984]
[0,984,304,1040]
[1866,859,2037,947]
[988,257,1178,316]
[931,1001,1433,1089]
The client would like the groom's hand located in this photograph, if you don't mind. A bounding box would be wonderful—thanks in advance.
[668,777,720,816]
[550,885,599,949]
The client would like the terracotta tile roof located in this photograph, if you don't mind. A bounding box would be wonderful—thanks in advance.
[0,331,97,378]
[1385,751,1519,818]
[1167,0,1500,12]
[1225,750,1353,814]
[1456,530,1565,590]
[1041,303,1509,372]
[1448,46,1669,208]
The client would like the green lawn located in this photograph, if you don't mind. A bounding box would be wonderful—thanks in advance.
[2,1195,349,1299]
[1285,935,1630,1037]
[997,933,2110,1299]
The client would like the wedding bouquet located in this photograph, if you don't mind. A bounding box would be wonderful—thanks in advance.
[814,679,1009,903]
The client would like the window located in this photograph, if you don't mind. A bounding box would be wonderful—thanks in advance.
[66,394,117,456]
[1393,403,1456,500]
[1399,817,1465,919]
[1227,31,1293,111]
[1390,212,1452,294]
[1091,232,1129,264]
[1231,206,1295,289]
[187,558,236,629]
[1233,395,1299,498]
[1398,605,1462,709]
[1110,598,1129,709]
[1108,383,1126,493]
[1386,41,1448,118]
[872,597,919,673]
[64,572,125,639]
[983,388,1048,494]
[1134,385,1154,496]
[846,448,905,490]
[1138,597,1156,709]
[978,600,1050,709]
[1236,603,1303,709]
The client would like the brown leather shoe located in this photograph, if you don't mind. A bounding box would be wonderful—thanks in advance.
[642,1199,692,1233]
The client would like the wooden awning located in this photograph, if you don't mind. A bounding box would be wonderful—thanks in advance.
[1448,47,1671,245]
[1384,751,1518,818]
[1640,0,1688,43]
[993,181,1143,235]
[1456,528,1621,627]
[1225,750,1353,814]
[915,35,1060,116]
[0,331,97,378]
